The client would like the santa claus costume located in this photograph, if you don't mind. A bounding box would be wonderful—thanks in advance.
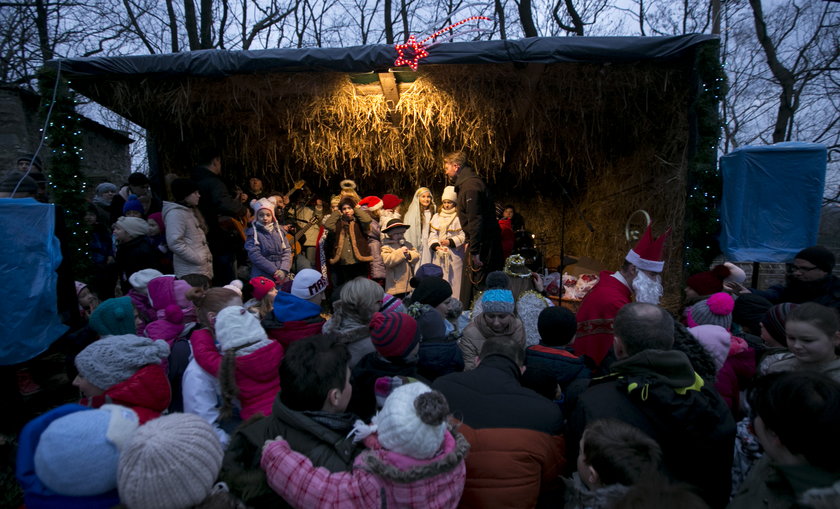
[573,224,670,366]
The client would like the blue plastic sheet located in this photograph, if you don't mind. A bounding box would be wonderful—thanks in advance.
[0,198,68,365]
[720,142,826,262]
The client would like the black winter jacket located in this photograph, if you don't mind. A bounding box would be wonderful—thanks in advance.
[567,349,736,509]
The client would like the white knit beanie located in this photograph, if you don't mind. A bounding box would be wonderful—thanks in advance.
[214,305,268,351]
[116,216,151,238]
[128,269,164,291]
[371,382,448,460]
[117,413,223,509]
[442,186,457,203]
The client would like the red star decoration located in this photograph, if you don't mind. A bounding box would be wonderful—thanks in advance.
[393,35,429,71]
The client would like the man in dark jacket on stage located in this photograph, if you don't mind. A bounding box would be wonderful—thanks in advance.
[567,302,736,509]
[190,150,246,285]
[221,335,362,509]
[433,338,565,509]
[444,150,503,304]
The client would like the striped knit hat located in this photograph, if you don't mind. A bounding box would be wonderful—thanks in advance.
[369,311,420,359]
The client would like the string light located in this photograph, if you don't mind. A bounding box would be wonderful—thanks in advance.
[393,16,492,71]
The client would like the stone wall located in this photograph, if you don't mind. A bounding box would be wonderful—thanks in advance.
[0,86,133,194]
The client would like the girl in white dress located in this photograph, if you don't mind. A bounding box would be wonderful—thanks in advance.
[404,187,437,266]
[428,186,465,300]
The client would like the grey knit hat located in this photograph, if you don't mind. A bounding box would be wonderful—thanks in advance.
[75,335,169,390]
[118,413,223,509]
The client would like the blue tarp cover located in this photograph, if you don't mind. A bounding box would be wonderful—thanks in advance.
[720,142,827,262]
[0,198,68,365]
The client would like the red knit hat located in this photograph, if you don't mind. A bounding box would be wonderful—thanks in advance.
[369,311,419,359]
[686,264,731,296]
[249,276,276,301]
[382,194,403,210]
[625,224,671,273]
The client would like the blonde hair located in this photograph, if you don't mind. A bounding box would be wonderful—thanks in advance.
[339,277,384,322]
[186,287,242,329]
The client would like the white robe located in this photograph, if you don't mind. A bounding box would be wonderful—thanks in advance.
[429,211,466,300]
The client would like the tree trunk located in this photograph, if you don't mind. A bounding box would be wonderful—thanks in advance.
[495,0,506,39]
[165,0,180,52]
[384,0,394,44]
[748,0,795,142]
[200,0,214,48]
[34,0,52,61]
[519,0,538,37]
[184,0,200,50]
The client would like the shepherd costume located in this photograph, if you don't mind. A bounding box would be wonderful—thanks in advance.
[574,225,670,366]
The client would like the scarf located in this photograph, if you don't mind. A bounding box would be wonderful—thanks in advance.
[301,410,358,435]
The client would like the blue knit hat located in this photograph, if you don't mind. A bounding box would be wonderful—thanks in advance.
[481,289,515,314]
[89,297,136,336]
[122,194,144,215]
[34,404,139,496]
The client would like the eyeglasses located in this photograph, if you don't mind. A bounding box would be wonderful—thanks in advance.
[788,264,819,273]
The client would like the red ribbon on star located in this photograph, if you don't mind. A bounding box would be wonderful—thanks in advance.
[393,16,491,71]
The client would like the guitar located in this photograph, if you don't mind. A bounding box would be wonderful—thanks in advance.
[287,215,321,255]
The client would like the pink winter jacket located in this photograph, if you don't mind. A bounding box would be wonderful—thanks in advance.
[190,328,283,419]
[261,429,469,509]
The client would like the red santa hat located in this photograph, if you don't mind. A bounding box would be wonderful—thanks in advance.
[625,224,671,273]
[382,194,402,210]
[358,196,383,212]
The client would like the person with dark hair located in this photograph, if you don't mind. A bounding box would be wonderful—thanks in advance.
[728,245,840,309]
[109,172,162,225]
[432,337,565,508]
[564,419,663,509]
[443,150,503,304]
[761,302,840,382]
[574,224,671,368]
[525,306,591,410]
[221,334,363,508]
[730,371,840,508]
[190,151,247,285]
[567,302,735,509]
[162,178,213,286]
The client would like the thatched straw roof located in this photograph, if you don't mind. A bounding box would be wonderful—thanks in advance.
[50,35,719,307]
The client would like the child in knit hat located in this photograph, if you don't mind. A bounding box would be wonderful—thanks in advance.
[89,296,141,337]
[16,404,139,508]
[261,381,468,509]
[429,187,465,299]
[117,413,234,509]
[408,302,465,381]
[127,268,164,331]
[122,194,145,218]
[460,279,525,370]
[113,216,162,294]
[347,311,426,421]
[245,196,293,283]
[182,286,243,444]
[246,275,277,318]
[74,334,171,423]
[189,305,283,421]
[264,268,327,349]
[381,219,420,298]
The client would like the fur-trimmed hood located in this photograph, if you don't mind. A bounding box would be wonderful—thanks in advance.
[357,427,469,483]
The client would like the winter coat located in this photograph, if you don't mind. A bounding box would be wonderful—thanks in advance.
[761,352,840,383]
[381,242,420,295]
[714,336,756,419]
[567,349,736,509]
[433,353,564,435]
[245,221,293,280]
[526,345,591,389]
[729,456,840,509]
[261,429,468,509]
[264,290,325,350]
[366,218,386,280]
[418,335,465,381]
[181,358,229,447]
[455,422,565,509]
[162,201,213,279]
[190,166,244,250]
[221,394,364,508]
[563,473,630,509]
[453,165,502,262]
[16,404,122,509]
[347,353,426,422]
[116,235,161,288]
[752,274,840,310]
[79,364,171,424]
[190,328,284,420]
[459,313,525,371]
[324,209,373,265]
